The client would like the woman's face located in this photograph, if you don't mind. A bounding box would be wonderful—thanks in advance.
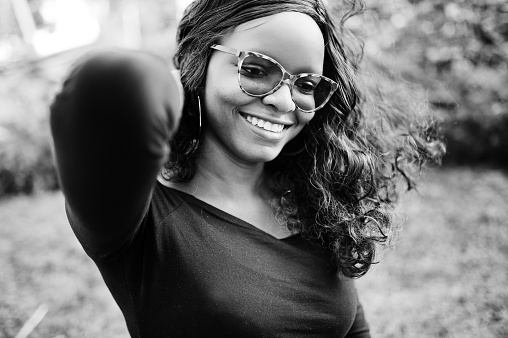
[203,11,325,164]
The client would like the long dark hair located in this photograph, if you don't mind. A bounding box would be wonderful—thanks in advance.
[163,0,445,278]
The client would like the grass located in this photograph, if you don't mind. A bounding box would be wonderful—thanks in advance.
[0,167,507,337]
[0,193,129,338]
[357,167,508,338]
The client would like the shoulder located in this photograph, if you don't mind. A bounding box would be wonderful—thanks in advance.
[150,181,187,223]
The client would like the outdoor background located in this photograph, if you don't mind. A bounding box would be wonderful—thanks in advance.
[1,0,507,337]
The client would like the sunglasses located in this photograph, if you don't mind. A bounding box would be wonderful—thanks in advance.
[210,44,338,113]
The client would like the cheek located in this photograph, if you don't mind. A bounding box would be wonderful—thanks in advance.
[204,75,252,113]
[204,58,245,105]
[205,85,246,116]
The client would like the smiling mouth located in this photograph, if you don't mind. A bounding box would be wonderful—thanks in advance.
[241,113,286,133]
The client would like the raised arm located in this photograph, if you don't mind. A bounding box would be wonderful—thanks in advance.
[50,49,182,256]
[345,295,371,338]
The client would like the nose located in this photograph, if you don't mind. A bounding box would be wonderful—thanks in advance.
[261,81,296,113]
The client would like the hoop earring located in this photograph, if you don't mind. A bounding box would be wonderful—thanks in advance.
[190,95,202,152]
[197,95,202,132]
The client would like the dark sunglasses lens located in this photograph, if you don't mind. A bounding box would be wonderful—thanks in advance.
[239,54,283,95]
[293,75,333,112]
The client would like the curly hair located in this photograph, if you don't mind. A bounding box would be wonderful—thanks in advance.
[162,0,445,278]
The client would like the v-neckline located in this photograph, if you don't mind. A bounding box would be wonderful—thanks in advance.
[157,181,298,241]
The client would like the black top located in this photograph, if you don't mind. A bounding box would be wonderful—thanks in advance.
[51,51,371,337]
[71,183,370,337]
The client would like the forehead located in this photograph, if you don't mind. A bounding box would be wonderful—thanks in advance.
[219,12,325,74]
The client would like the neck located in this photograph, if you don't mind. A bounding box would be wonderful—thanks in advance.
[172,136,271,202]
[159,135,294,239]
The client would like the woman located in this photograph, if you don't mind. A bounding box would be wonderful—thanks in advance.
[50,0,443,337]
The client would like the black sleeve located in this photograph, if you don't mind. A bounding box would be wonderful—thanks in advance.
[50,49,182,258]
[345,296,371,338]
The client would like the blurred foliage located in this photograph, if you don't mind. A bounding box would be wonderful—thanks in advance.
[0,0,177,198]
[0,65,60,196]
[362,0,508,166]
[1,0,508,197]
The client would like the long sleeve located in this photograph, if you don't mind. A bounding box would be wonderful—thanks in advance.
[345,296,371,338]
[50,49,182,258]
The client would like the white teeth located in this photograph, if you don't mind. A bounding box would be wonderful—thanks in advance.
[243,114,284,133]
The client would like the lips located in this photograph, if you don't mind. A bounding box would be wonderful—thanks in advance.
[242,113,286,133]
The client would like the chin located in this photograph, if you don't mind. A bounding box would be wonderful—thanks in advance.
[242,146,282,164]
